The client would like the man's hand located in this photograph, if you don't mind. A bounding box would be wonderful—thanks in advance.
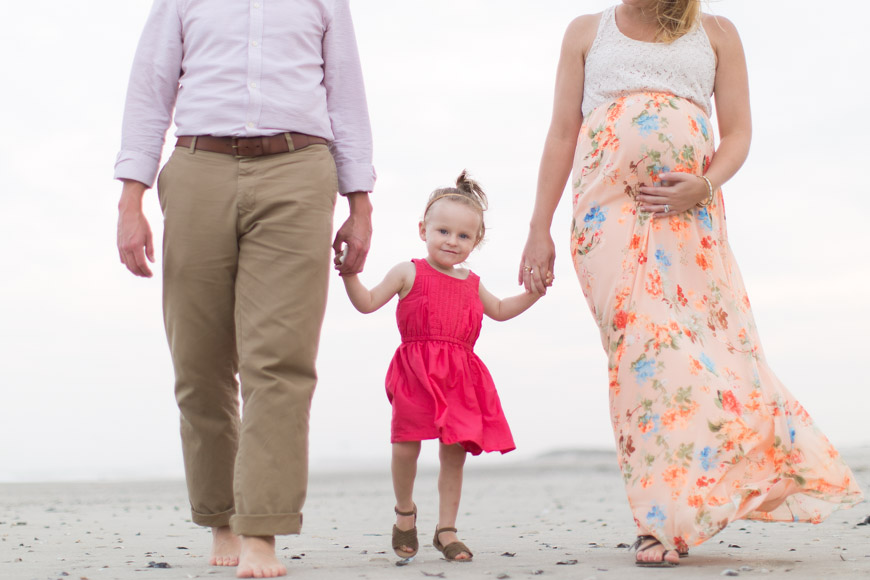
[117,179,155,278]
[333,191,372,276]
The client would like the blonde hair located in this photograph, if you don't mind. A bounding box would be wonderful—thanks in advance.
[653,0,702,43]
[423,170,489,244]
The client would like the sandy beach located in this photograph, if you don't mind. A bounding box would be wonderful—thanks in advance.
[3,447,868,580]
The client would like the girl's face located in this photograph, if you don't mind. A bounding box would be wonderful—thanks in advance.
[419,199,482,272]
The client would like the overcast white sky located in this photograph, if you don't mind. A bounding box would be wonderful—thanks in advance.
[1,1,868,482]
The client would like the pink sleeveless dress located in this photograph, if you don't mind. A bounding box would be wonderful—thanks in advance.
[385,259,515,455]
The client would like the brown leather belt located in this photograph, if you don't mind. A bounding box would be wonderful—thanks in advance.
[176,133,328,157]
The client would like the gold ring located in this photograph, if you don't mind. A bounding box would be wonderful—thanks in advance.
[523,266,532,272]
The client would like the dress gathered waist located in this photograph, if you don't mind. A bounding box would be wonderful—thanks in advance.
[401,335,473,350]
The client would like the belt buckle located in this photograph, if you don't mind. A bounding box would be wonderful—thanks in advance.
[232,137,263,158]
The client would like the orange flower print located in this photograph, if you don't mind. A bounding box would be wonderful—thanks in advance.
[688,494,704,508]
[695,252,711,271]
[720,395,743,416]
[744,390,762,413]
[607,100,626,123]
[663,465,688,489]
[668,217,691,240]
[676,285,689,307]
[646,270,663,297]
[696,476,716,488]
[613,287,631,310]
[614,310,630,330]
[641,475,654,488]
[661,408,678,428]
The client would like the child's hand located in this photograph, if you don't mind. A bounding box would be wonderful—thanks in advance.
[333,243,347,271]
[529,271,553,296]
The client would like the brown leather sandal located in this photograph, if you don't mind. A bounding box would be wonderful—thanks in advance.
[392,505,418,558]
[433,526,473,561]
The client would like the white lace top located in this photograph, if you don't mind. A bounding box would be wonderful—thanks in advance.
[582,5,716,118]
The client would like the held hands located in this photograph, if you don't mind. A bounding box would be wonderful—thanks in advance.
[333,192,373,276]
[519,227,556,296]
[636,172,711,217]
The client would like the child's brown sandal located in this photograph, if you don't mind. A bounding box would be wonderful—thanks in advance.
[392,505,418,558]
[433,526,473,561]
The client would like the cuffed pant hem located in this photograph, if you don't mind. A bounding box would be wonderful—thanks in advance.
[191,507,235,528]
[230,512,303,536]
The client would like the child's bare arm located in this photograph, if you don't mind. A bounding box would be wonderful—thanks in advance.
[342,262,415,314]
[479,282,542,322]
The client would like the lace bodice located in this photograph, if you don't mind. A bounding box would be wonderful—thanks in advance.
[582,5,716,118]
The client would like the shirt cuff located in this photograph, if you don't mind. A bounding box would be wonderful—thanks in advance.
[114,150,162,188]
[337,162,376,195]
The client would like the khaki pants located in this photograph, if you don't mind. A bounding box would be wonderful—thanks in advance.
[156,141,337,536]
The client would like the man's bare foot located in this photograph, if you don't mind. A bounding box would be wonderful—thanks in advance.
[210,526,241,567]
[237,535,286,578]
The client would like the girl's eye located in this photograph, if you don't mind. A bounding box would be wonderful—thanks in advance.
[439,229,448,235]
[459,234,469,239]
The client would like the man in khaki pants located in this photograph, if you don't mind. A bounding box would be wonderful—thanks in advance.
[114,1,374,577]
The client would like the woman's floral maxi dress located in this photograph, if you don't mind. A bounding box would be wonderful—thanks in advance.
[571,92,863,551]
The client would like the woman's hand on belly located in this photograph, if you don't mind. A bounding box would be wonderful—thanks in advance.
[637,171,710,217]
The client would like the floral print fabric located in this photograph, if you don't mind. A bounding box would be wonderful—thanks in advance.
[571,92,863,551]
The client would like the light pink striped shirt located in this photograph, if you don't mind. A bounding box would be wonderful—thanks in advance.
[114,0,375,194]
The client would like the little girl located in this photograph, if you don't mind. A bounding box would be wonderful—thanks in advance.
[339,171,545,562]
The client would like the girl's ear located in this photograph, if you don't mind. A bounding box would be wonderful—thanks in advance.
[418,220,427,241]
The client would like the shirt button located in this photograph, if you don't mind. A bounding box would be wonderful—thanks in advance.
[250,82,257,88]
[253,2,260,7]
[247,122,255,128]
[252,40,259,47]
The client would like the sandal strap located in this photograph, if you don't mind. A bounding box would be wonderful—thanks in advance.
[435,526,457,534]
[631,535,660,552]
[394,504,417,517]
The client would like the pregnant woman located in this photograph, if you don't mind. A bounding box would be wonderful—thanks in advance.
[519,0,863,567]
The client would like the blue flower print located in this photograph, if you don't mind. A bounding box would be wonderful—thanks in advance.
[697,207,712,231]
[640,413,661,440]
[699,353,716,374]
[655,247,672,269]
[633,356,657,383]
[584,203,607,228]
[695,114,709,140]
[646,504,666,525]
[698,446,718,471]
[634,110,660,137]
